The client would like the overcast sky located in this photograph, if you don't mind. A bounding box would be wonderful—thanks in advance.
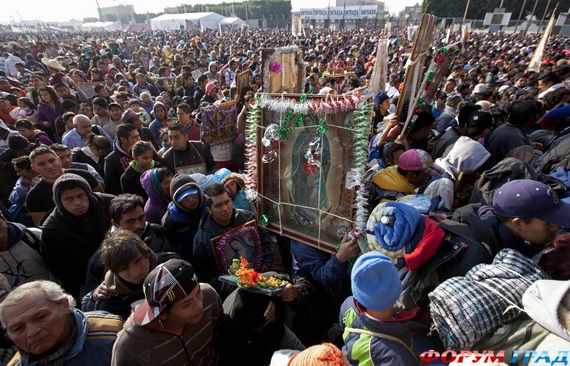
[0,0,421,22]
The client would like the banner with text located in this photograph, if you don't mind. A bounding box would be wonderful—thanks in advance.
[300,5,378,20]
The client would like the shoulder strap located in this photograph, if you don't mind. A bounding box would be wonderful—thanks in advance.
[344,327,417,359]
[22,228,41,252]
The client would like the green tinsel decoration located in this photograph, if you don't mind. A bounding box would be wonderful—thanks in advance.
[245,95,262,146]
[352,101,373,169]
[316,117,328,136]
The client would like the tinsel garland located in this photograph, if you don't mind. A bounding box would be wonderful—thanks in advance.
[244,96,262,202]
[350,101,374,230]
[257,94,365,116]
[215,225,264,272]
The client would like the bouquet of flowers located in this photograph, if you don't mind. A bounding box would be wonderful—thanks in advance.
[228,257,286,291]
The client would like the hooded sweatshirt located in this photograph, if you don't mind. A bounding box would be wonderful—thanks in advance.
[148,102,170,144]
[216,169,252,211]
[524,280,570,365]
[372,165,416,203]
[41,173,114,299]
[424,137,490,211]
[104,138,132,195]
[162,175,205,262]
[140,168,170,224]
[110,283,221,366]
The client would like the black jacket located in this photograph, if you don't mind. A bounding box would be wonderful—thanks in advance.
[84,223,172,292]
[41,191,114,300]
[73,149,105,178]
[104,139,132,195]
[120,165,148,199]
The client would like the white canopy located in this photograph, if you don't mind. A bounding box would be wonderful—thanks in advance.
[219,17,245,26]
[81,22,121,31]
[150,12,227,31]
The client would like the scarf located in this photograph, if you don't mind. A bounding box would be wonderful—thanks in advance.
[129,159,155,173]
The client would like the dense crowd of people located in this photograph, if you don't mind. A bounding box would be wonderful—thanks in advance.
[0,24,567,365]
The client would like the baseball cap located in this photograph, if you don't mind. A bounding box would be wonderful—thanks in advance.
[398,149,443,177]
[176,187,198,203]
[133,259,198,326]
[472,83,490,95]
[466,110,493,136]
[121,109,141,123]
[493,179,570,226]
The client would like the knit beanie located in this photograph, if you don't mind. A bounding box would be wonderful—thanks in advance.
[351,252,402,311]
[288,343,349,366]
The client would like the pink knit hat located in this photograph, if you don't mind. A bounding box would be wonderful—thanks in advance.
[205,81,218,96]
[288,343,349,366]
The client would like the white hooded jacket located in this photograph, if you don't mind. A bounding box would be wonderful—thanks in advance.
[424,136,490,210]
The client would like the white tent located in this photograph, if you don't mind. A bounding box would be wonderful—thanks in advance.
[81,22,121,32]
[150,12,227,31]
[219,17,245,26]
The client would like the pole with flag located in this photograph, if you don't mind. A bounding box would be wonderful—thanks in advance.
[527,6,557,73]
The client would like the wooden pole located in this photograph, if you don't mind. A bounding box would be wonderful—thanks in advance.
[539,0,553,30]
[462,0,472,24]
[514,0,528,34]
[524,0,540,35]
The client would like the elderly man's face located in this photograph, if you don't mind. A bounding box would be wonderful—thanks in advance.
[3,291,70,355]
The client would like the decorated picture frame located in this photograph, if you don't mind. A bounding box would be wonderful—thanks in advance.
[261,46,307,94]
[210,220,264,274]
[244,93,372,253]
[200,101,238,145]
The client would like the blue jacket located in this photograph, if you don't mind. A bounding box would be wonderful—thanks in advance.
[340,297,418,366]
[9,309,122,366]
[8,178,34,226]
[290,239,348,293]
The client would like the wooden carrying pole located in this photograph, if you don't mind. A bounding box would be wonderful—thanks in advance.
[395,14,437,126]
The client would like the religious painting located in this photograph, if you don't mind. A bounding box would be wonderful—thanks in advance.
[261,46,306,94]
[210,220,264,274]
[249,94,371,253]
[200,101,238,145]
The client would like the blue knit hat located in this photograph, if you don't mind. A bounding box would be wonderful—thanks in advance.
[351,252,402,311]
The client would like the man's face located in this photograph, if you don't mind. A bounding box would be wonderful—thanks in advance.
[155,107,166,120]
[122,130,141,151]
[208,192,233,226]
[181,194,200,210]
[117,253,150,285]
[55,86,70,98]
[109,106,123,121]
[405,170,430,188]
[0,81,10,91]
[114,206,146,237]
[512,218,559,245]
[31,77,46,89]
[162,285,204,325]
[75,119,92,137]
[92,104,109,118]
[31,153,63,181]
[54,150,73,169]
[60,187,90,217]
[168,130,187,151]
[16,127,34,139]
[14,165,36,181]
[0,99,11,111]
[3,292,70,356]
[537,80,551,93]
